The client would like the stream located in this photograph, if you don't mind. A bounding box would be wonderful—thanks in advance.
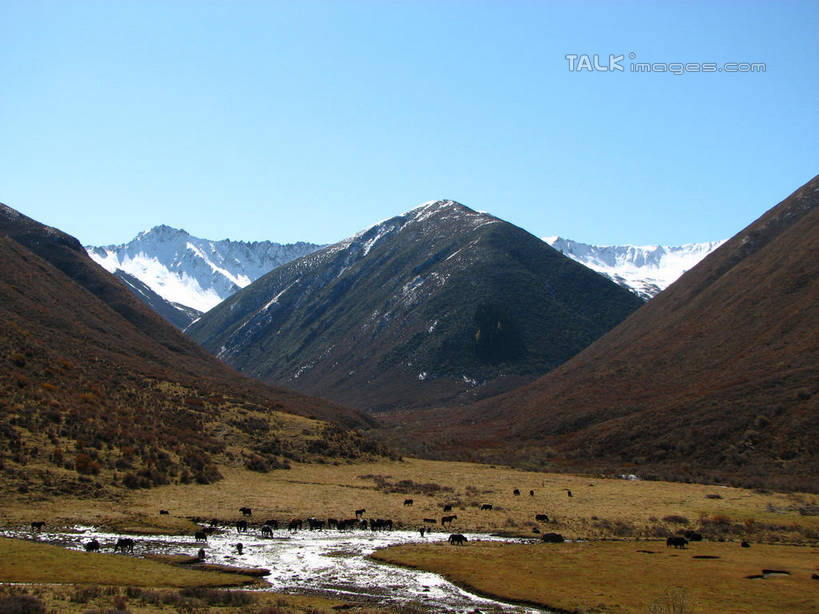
[3,525,550,613]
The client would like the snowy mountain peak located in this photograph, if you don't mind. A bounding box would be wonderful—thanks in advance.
[86,227,323,312]
[544,236,726,299]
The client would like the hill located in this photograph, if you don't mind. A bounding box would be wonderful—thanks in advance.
[380,177,818,491]
[187,201,644,412]
[0,204,386,498]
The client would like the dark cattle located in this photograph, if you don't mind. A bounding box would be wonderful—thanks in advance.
[355,508,366,518]
[359,519,369,530]
[684,531,703,542]
[423,518,437,524]
[530,490,535,497]
[264,519,279,530]
[236,520,248,533]
[288,519,303,532]
[327,518,338,529]
[448,533,467,545]
[308,518,325,531]
[480,504,493,511]
[239,507,252,516]
[261,525,273,538]
[404,499,414,506]
[197,548,206,560]
[370,518,393,531]
[114,538,135,553]
[535,514,549,522]
[194,530,208,542]
[84,539,100,552]
[541,533,565,543]
[159,510,169,515]
[741,541,751,548]
[666,536,688,549]
[30,521,45,531]
[419,527,426,537]
[565,489,573,498]
[235,543,243,555]
[513,489,520,496]
[441,515,457,526]
[443,504,453,512]
[209,518,220,527]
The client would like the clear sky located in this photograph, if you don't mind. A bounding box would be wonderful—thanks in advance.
[1,1,817,247]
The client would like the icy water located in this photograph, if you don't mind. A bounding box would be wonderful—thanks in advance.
[4,525,549,613]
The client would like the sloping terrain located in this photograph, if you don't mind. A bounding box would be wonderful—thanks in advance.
[382,176,818,491]
[0,204,385,498]
[114,269,202,329]
[187,201,644,412]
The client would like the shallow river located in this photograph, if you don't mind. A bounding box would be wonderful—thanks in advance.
[4,525,549,613]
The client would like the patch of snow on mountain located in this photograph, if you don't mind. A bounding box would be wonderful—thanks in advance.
[86,226,322,312]
[544,236,726,299]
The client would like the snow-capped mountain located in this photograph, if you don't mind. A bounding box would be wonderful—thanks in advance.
[86,226,322,313]
[543,237,726,299]
[187,200,643,412]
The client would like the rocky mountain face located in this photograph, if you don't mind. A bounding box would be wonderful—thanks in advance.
[544,237,726,299]
[381,177,819,491]
[0,203,383,497]
[86,225,322,318]
[187,200,645,412]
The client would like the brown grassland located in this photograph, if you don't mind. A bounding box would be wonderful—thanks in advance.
[1,458,817,613]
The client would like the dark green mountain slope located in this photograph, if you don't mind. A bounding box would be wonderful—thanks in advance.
[188,201,644,411]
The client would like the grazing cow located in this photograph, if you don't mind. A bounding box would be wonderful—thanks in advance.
[84,539,100,552]
[443,504,453,512]
[441,515,457,526]
[448,533,467,545]
[236,520,248,533]
[741,541,751,548]
[535,514,549,522]
[308,517,325,531]
[419,527,426,537]
[480,504,493,511]
[355,508,366,519]
[261,525,273,538]
[159,510,169,515]
[404,499,414,506]
[513,489,520,496]
[235,543,243,555]
[370,518,392,531]
[264,519,279,530]
[114,538,135,553]
[239,507,252,516]
[30,521,45,531]
[666,536,688,549]
[530,490,535,497]
[197,548,206,560]
[327,518,338,529]
[288,518,302,532]
[194,530,208,542]
[541,533,565,543]
[423,518,437,524]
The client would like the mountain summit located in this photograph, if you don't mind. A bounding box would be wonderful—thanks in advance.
[86,226,322,314]
[187,200,644,412]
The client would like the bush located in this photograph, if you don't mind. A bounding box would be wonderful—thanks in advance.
[0,595,46,614]
[662,515,689,525]
[75,453,101,475]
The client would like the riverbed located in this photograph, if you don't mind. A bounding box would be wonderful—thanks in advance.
[3,525,549,613]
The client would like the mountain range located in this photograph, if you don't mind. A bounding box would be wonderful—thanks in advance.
[377,176,819,491]
[186,200,644,411]
[86,226,321,325]
[86,224,720,330]
[0,203,384,497]
[544,237,726,299]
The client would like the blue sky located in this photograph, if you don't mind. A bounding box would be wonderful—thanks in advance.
[1,1,817,247]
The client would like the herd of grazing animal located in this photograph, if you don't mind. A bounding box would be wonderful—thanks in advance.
[37,485,732,558]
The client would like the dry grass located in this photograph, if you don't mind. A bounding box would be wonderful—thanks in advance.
[2,458,816,542]
[372,540,819,614]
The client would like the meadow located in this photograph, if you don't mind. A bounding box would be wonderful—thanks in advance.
[1,458,816,613]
